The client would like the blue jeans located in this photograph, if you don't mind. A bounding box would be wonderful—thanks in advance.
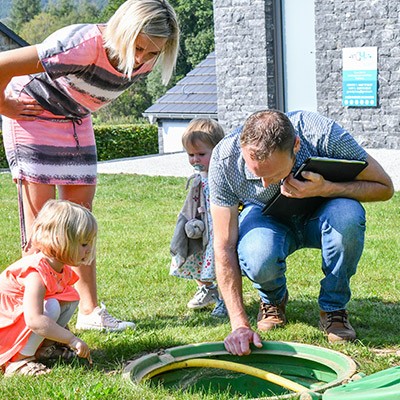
[237,198,366,312]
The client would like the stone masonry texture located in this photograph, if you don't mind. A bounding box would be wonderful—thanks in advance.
[213,0,400,148]
[0,31,20,52]
[213,0,277,132]
[315,1,400,148]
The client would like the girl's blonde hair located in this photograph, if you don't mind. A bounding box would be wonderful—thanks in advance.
[31,200,98,266]
[182,118,225,150]
[103,0,179,84]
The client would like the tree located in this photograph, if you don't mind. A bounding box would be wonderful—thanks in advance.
[18,0,101,44]
[99,0,120,19]
[146,65,169,103]
[172,0,214,80]
[92,80,153,124]
[19,13,61,44]
[9,0,41,32]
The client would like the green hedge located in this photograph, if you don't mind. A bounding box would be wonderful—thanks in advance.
[95,124,158,161]
[0,123,159,169]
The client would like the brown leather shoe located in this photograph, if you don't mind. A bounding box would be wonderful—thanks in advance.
[319,310,356,343]
[257,291,288,332]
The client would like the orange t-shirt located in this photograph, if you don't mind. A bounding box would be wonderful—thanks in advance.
[0,252,79,365]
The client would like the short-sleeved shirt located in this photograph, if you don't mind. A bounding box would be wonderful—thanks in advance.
[9,24,155,118]
[209,110,368,208]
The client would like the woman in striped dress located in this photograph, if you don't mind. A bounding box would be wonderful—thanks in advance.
[0,0,179,333]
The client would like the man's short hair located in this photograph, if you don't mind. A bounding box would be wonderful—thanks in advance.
[240,110,296,161]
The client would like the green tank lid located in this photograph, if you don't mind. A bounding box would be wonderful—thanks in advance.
[323,366,400,400]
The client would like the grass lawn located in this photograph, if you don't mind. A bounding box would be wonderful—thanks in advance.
[0,172,399,399]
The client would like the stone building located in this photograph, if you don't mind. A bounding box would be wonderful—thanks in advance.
[0,22,28,52]
[213,0,400,148]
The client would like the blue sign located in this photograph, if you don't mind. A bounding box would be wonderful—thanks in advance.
[342,47,378,107]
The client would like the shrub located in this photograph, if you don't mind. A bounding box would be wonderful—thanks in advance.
[95,124,158,161]
[0,124,159,169]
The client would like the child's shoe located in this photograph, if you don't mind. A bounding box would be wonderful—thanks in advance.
[75,303,135,331]
[187,284,218,309]
[211,298,228,318]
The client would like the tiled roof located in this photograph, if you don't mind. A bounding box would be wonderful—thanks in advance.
[144,52,217,120]
[0,22,29,47]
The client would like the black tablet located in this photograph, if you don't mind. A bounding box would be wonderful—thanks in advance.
[262,157,368,220]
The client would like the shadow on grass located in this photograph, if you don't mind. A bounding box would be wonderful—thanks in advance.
[252,296,400,347]
[136,308,230,330]
[84,296,400,372]
[134,296,400,347]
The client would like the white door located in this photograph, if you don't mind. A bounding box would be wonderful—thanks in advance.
[281,0,317,112]
[161,120,188,153]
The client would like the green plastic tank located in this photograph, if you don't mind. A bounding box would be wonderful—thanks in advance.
[124,341,357,399]
[322,366,400,399]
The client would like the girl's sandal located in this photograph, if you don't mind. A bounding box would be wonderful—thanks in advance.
[4,356,51,377]
[35,344,76,362]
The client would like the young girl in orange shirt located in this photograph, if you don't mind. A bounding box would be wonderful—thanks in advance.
[0,200,96,376]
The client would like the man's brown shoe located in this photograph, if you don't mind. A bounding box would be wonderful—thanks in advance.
[257,291,288,332]
[319,310,356,343]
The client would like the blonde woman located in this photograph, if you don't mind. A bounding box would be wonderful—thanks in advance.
[0,0,179,331]
[0,200,96,376]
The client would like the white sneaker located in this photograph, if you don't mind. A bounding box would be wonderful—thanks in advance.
[75,303,135,331]
[187,284,218,309]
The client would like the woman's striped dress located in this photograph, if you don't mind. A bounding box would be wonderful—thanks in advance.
[2,23,154,185]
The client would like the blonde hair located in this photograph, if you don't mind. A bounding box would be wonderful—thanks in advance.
[31,200,98,266]
[182,118,225,150]
[103,0,179,84]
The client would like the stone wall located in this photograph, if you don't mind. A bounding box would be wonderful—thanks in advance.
[0,31,20,52]
[0,22,27,52]
[213,0,279,132]
[315,1,400,148]
[214,0,400,148]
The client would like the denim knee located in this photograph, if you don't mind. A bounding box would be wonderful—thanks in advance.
[319,199,366,246]
[241,255,283,284]
[238,230,287,284]
[238,204,291,285]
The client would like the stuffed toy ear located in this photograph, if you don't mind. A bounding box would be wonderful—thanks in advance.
[184,219,205,239]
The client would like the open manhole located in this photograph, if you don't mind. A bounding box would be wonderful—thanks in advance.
[123,341,358,399]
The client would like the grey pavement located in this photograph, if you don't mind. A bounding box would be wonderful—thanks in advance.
[98,151,193,178]
[98,148,400,191]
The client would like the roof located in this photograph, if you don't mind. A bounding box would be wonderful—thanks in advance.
[0,22,29,47]
[143,52,217,121]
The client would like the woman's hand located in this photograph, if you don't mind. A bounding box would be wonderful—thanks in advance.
[0,45,45,120]
[0,95,44,120]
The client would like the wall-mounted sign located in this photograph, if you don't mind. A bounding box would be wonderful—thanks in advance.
[342,47,378,107]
